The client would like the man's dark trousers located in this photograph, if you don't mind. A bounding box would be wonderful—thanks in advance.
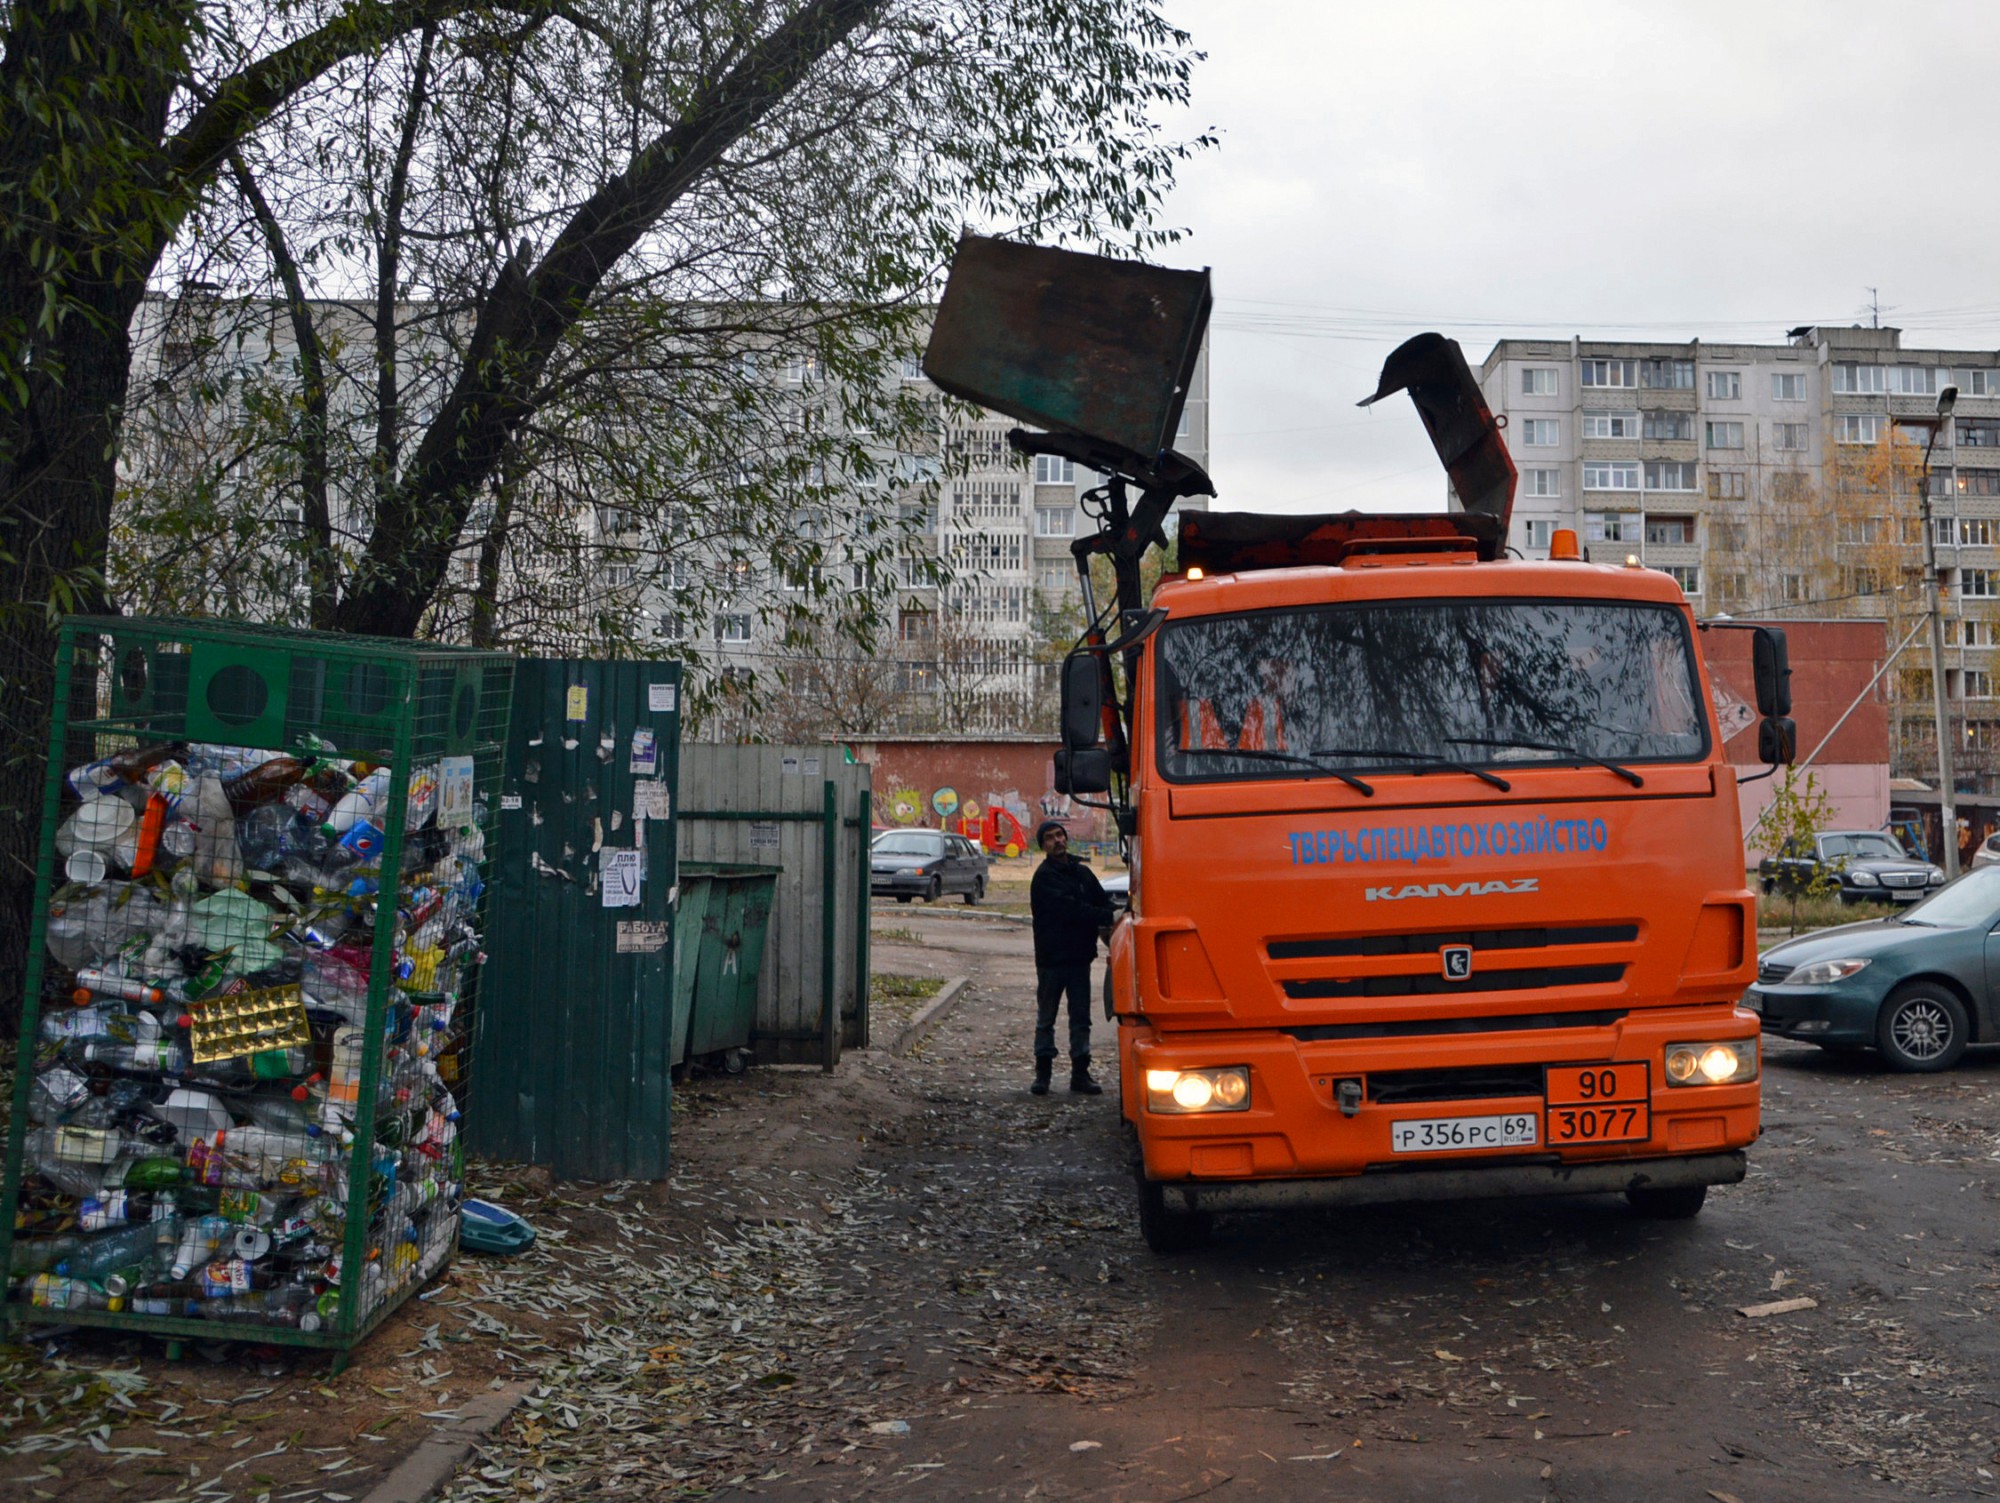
[1034,960,1094,1063]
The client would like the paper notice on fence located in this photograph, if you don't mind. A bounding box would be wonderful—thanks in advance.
[634,780,672,821]
[600,848,642,907]
[615,920,669,953]
[648,682,676,713]
[748,821,781,852]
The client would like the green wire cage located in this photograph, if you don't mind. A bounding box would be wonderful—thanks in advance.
[1,617,512,1359]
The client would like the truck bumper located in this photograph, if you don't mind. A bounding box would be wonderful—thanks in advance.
[1150,1150,1745,1214]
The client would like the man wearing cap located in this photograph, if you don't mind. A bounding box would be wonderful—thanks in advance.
[1028,819,1116,1096]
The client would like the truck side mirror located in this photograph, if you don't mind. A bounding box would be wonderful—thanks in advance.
[1054,749,1111,795]
[1758,716,1796,765]
[1752,627,1792,717]
[1061,653,1103,751]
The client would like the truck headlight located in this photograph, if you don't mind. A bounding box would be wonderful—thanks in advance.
[1145,1067,1250,1113]
[1665,1040,1757,1086]
[1782,958,1869,986]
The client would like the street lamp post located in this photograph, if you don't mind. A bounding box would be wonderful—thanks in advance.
[1912,386,1960,878]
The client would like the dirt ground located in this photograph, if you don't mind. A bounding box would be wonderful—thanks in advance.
[8,902,2000,1502]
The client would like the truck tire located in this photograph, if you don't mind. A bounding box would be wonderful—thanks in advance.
[1137,1178,1212,1254]
[1625,1184,1706,1219]
[1876,982,1968,1072]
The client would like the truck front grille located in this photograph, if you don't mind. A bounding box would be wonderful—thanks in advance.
[1365,1065,1547,1105]
[1286,1008,1626,1042]
[1282,963,1625,1000]
[1269,923,1637,961]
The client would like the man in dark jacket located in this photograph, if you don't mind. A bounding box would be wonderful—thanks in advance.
[1029,818,1115,1095]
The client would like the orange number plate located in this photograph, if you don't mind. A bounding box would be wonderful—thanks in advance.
[1545,1063,1650,1145]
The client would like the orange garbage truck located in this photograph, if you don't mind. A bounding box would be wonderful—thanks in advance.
[923,237,1796,1250]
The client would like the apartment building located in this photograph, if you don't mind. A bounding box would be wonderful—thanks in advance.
[711,336,1210,737]
[1481,325,2000,785]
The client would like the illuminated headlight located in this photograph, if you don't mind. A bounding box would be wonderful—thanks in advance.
[1928,866,1946,884]
[1848,870,1880,887]
[1145,1067,1251,1114]
[1782,958,1870,987]
[1665,1040,1758,1086]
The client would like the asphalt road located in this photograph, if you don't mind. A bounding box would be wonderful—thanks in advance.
[744,906,2000,1503]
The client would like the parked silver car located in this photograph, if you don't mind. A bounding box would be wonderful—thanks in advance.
[870,829,988,903]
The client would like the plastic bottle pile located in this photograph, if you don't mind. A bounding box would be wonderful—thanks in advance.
[10,738,482,1336]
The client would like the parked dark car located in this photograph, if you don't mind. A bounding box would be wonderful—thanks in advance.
[1747,865,2000,1071]
[870,829,988,904]
[1758,829,1944,906]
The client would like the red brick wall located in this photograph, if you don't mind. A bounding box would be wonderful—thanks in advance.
[846,739,1110,845]
[1703,619,1889,766]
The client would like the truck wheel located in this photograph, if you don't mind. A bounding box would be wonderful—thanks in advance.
[1625,1184,1706,1219]
[1876,982,1967,1072]
[1136,1178,1211,1254]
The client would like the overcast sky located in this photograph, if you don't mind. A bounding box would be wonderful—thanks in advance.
[1157,0,2000,515]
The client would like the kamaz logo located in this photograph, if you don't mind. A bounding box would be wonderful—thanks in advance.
[1363,878,1541,902]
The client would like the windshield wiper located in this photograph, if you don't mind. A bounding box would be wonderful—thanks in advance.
[1175,746,1375,796]
[1310,746,1511,792]
[1445,735,1644,787]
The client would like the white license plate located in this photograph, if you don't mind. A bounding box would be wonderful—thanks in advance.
[1890,889,1924,902]
[1390,1113,1538,1154]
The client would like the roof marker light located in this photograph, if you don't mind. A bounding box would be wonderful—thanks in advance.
[1549,528,1581,560]
[1185,566,1204,580]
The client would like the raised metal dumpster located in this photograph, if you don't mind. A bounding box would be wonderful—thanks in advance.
[671,863,779,1070]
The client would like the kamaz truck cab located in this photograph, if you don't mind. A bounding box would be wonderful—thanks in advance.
[923,237,1795,1251]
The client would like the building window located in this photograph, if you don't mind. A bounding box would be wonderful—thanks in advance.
[1642,411,1693,442]
[1959,421,2000,449]
[899,609,934,641]
[1711,521,1748,551]
[1037,561,1071,591]
[1963,569,1997,598]
[1522,368,1558,395]
[1520,418,1559,447]
[1956,369,2000,397]
[1523,519,1556,549]
[1644,461,1696,491]
[1772,421,1809,451]
[718,613,753,643]
[1844,566,1882,596]
[1663,564,1701,595]
[1708,471,1747,500]
[1705,371,1741,400]
[1832,363,1886,394]
[1772,471,1811,502]
[1582,461,1639,491]
[1583,511,1629,543]
[1523,468,1561,497]
[1957,470,2000,496]
[1934,516,1958,548]
[1964,517,1995,546]
[1034,455,1076,485]
[1781,573,1807,602]
[1640,358,1695,389]
[1582,410,1640,440]
[1704,421,1744,450]
[1891,366,1940,396]
[1964,619,1996,648]
[1966,670,1994,699]
[1838,414,1884,445]
[1645,515,1695,545]
[1580,358,1638,388]
[1842,517,1885,545]
[1771,372,1807,400]
[1034,506,1075,537]
[1715,571,1748,602]
[784,353,821,385]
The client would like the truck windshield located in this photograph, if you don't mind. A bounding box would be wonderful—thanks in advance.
[1156,597,1707,782]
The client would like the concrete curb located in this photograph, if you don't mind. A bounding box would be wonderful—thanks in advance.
[888,976,969,1057]
[358,1378,535,1503]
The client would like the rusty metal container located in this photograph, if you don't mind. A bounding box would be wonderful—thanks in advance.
[922,235,1210,465]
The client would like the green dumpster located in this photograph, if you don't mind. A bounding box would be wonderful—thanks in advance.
[672,863,779,1069]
